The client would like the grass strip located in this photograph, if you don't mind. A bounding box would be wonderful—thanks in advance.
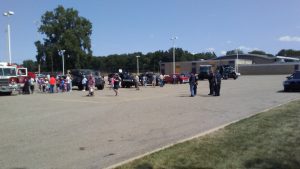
[116,100,300,169]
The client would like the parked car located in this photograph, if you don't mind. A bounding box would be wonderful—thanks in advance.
[221,66,239,80]
[283,70,300,92]
[119,73,135,88]
[139,72,158,86]
[164,73,189,84]
[70,69,105,90]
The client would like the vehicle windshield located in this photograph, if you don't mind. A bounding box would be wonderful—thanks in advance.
[200,67,210,72]
[293,72,300,79]
[0,68,17,76]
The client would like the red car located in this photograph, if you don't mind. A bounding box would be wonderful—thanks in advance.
[164,74,189,84]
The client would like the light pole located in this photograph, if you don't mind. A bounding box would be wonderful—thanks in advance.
[236,48,239,73]
[58,50,66,75]
[34,20,41,75]
[170,36,178,74]
[136,55,140,75]
[3,11,14,64]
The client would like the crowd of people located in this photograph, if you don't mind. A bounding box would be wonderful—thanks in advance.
[189,69,222,97]
[20,70,223,97]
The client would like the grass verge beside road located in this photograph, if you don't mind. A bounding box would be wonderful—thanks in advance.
[115,100,300,169]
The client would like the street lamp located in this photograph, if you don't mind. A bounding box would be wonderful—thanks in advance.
[236,48,239,73]
[136,55,140,75]
[3,11,14,64]
[170,36,178,74]
[58,50,66,75]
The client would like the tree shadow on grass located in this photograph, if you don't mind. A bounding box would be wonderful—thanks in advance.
[244,158,300,169]
[134,163,153,169]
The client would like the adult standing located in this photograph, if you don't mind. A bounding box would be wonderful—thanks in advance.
[214,70,222,96]
[66,74,71,92]
[194,76,198,95]
[49,75,56,93]
[29,77,35,94]
[81,75,87,91]
[134,75,140,90]
[173,74,177,84]
[208,70,214,95]
[159,74,164,87]
[113,74,120,96]
[152,74,156,87]
[189,72,196,97]
[23,78,30,94]
[142,75,147,87]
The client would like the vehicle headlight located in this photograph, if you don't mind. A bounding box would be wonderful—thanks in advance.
[283,81,290,85]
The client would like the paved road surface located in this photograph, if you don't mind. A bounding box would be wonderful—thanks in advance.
[0,75,299,169]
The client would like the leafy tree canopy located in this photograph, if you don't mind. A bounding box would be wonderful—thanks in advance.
[226,49,244,55]
[248,50,274,57]
[276,49,300,57]
[35,5,93,72]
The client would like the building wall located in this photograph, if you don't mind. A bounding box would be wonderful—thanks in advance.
[239,63,300,75]
[215,54,275,64]
[160,59,251,75]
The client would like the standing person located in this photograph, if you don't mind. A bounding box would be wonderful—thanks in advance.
[29,77,35,94]
[159,74,164,87]
[189,72,196,97]
[87,73,95,96]
[134,75,140,90]
[194,76,198,95]
[214,70,222,96]
[208,70,214,95]
[173,74,177,84]
[23,78,30,94]
[60,77,65,92]
[81,75,87,91]
[49,75,56,93]
[113,74,120,96]
[66,74,71,92]
[152,74,156,87]
[67,71,73,92]
[56,77,60,93]
[142,75,147,87]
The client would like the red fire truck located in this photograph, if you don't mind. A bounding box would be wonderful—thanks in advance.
[0,62,19,95]
[0,62,29,95]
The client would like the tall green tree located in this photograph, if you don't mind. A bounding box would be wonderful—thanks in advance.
[22,60,37,72]
[35,5,93,72]
[226,49,244,55]
[248,50,274,57]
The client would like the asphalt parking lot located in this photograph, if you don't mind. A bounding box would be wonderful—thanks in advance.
[0,75,299,169]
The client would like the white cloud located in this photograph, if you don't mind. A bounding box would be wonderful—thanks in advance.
[278,35,300,42]
[238,46,252,51]
[220,51,226,55]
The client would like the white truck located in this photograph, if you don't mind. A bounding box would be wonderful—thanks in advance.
[0,62,19,95]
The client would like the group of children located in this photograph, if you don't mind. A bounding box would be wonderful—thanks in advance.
[37,75,72,93]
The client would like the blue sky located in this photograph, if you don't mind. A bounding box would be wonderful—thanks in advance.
[1,0,300,63]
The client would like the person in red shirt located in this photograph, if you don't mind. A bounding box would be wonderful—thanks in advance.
[49,75,56,93]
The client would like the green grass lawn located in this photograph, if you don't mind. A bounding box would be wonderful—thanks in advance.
[116,100,300,169]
